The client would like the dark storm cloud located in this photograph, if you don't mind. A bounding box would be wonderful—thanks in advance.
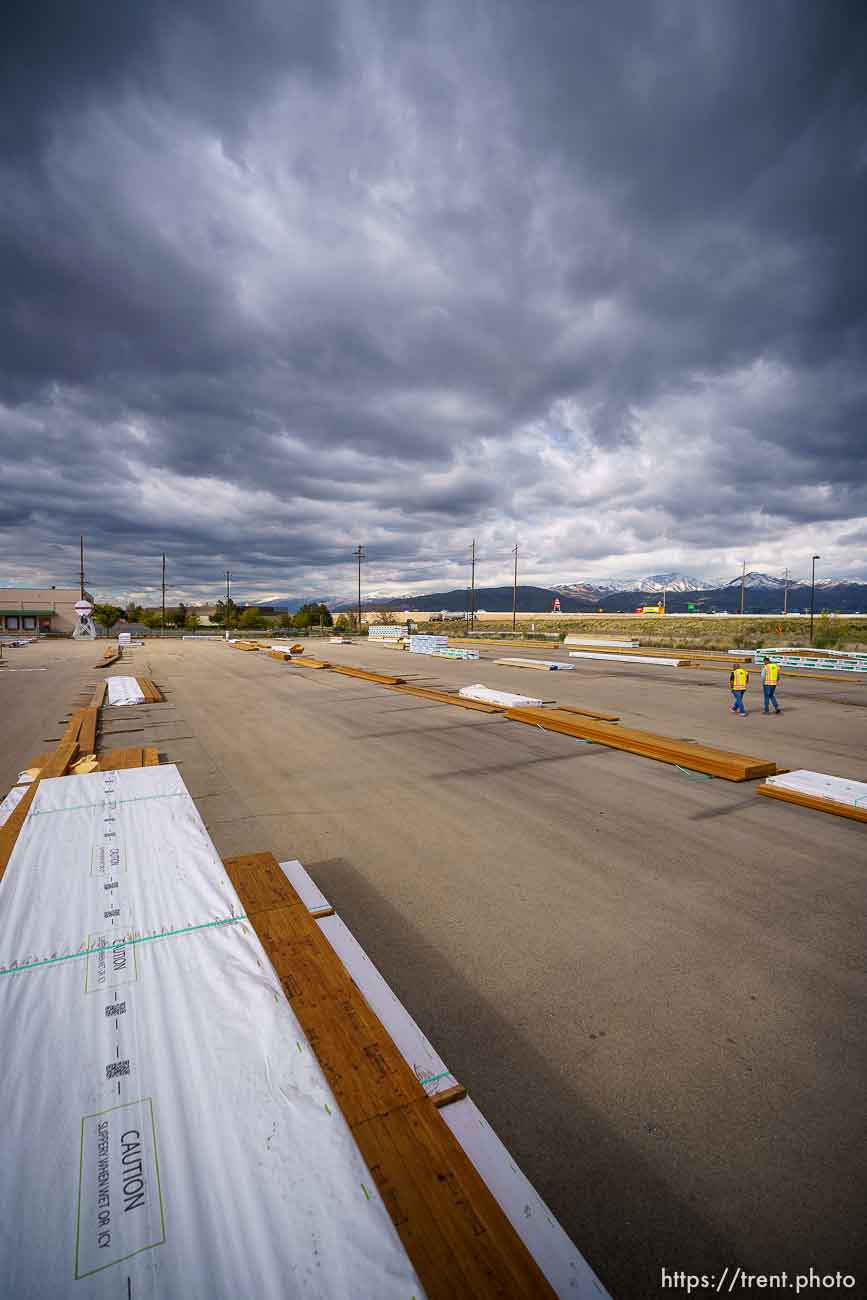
[1,0,866,603]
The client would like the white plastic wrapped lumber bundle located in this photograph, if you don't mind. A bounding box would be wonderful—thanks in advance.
[459,684,545,708]
[106,675,146,705]
[431,648,480,660]
[762,770,867,809]
[368,624,409,639]
[569,651,684,667]
[564,635,639,648]
[494,658,574,671]
[408,634,448,655]
[0,766,423,1300]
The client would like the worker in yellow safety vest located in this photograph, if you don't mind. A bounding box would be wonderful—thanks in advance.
[760,658,782,714]
[729,664,749,715]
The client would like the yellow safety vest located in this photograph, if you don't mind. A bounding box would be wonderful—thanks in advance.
[732,668,748,690]
[765,663,779,685]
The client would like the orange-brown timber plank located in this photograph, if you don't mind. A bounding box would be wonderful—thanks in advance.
[293,657,331,669]
[331,665,406,686]
[557,705,620,722]
[90,680,108,709]
[265,650,293,662]
[756,783,867,823]
[143,748,159,766]
[507,707,777,780]
[389,684,503,713]
[136,677,164,703]
[223,852,554,1300]
[98,747,145,771]
[77,708,98,754]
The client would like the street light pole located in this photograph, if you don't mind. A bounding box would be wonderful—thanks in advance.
[739,560,747,616]
[469,539,476,632]
[783,567,789,616]
[511,542,518,633]
[809,555,820,644]
[354,544,365,633]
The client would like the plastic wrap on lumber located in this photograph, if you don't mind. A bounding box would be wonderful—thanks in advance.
[756,784,867,823]
[506,707,777,781]
[331,665,405,685]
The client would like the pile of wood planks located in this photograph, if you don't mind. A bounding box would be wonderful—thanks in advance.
[223,852,555,1300]
[231,640,261,652]
[506,707,777,781]
[292,656,331,669]
[389,684,504,713]
[98,747,160,771]
[265,649,294,662]
[95,645,121,667]
[60,707,99,754]
[136,676,163,702]
[331,665,405,686]
[0,739,80,878]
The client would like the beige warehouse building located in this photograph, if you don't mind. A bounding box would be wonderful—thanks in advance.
[0,587,94,635]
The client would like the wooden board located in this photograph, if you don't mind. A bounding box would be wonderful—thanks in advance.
[388,684,504,713]
[293,657,331,669]
[507,707,777,781]
[95,647,121,667]
[756,783,867,823]
[331,665,406,686]
[223,852,554,1300]
[557,705,620,722]
[265,650,293,662]
[90,681,108,709]
[98,747,147,770]
[135,677,164,703]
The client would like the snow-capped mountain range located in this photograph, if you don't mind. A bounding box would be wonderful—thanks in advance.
[556,571,865,598]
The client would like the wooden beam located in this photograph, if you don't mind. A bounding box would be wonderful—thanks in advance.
[223,852,554,1300]
[90,680,107,709]
[557,705,620,722]
[507,707,777,781]
[331,665,406,686]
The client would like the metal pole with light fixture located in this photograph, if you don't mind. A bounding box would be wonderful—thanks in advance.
[739,560,746,616]
[809,555,820,643]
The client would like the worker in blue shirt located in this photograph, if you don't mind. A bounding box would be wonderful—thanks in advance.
[729,664,749,714]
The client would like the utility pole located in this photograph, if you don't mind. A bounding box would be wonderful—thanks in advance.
[783,567,789,616]
[79,535,85,600]
[225,570,231,633]
[161,554,166,637]
[810,555,820,644]
[354,544,365,633]
[511,542,519,633]
[468,538,476,632]
[739,560,747,616]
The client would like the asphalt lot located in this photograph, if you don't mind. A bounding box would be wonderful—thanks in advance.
[2,637,866,1298]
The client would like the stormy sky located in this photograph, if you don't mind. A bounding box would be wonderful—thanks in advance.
[2,0,866,604]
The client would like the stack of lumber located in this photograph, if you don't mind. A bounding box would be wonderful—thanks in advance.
[506,708,778,781]
[98,747,160,770]
[390,684,504,713]
[231,640,260,652]
[95,645,121,667]
[60,707,99,754]
[409,634,448,655]
[569,650,687,667]
[265,649,294,662]
[564,635,639,648]
[757,770,867,823]
[293,656,331,669]
[459,685,545,708]
[224,852,559,1299]
[136,676,163,702]
[331,665,405,686]
[368,624,409,639]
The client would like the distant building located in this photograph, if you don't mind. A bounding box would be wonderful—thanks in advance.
[0,586,93,635]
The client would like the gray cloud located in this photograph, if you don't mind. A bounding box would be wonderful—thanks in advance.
[1,0,866,605]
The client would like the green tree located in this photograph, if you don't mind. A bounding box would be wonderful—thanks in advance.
[176,602,188,627]
[334,614,351,632]
[185,612,200,631]
[293,602,332,629]
[238,607,265,630]
[212,598,239,628]
[140,609,162,630]
[125,602,144,622]
[277,610,293,629]
[92,604,123,629]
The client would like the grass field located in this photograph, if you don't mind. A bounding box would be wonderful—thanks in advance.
[416,613,867,651]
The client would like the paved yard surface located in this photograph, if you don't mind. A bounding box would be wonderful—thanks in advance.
[3,637,865,1298]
